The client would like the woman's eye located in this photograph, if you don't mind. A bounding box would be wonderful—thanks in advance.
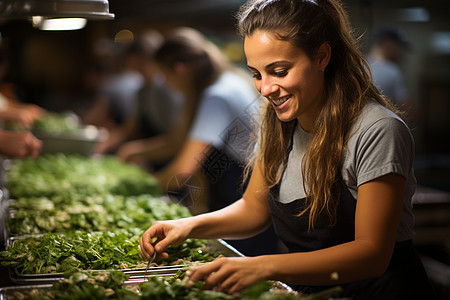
[252,73,261,80]
[274,69,287,77]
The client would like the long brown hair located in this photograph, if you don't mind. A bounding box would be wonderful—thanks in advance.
[237,0,400,229]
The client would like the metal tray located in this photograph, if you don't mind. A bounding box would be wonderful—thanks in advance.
[0,284,53,300]
[32,125,107,157]
[6,237,243,284]
[0,194,8,251]
[0,280,142,300]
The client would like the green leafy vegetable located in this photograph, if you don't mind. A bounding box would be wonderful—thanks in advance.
[1,229,223,274]
[6,194,191,235]
[7,269,308,300]
[6,154,162,198]
[33,112,80,135]
[139,273,302,300]
[14,270,139,300]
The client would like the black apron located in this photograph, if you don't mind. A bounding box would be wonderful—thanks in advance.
[268,177,436,299]
[205,147,279,257]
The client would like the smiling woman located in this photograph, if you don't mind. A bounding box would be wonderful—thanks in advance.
[138,1,436,298]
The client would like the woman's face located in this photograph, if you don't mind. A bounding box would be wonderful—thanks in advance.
[244,30,326,131]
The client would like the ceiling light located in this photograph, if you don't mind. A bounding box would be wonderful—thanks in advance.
[33,17,88,31]
[0,0,114,20]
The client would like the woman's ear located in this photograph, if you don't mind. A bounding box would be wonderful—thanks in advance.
[317,42,331,71]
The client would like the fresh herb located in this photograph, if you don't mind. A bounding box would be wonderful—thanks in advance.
[14,270,140,300]
[4,269,334,299]
[6,194,191,235]
[7,270,302,300]
[139,274,302,300]
[1,229,145,274]
[6,154,162,198]
[1,230,223,274]
[33,112,80,135]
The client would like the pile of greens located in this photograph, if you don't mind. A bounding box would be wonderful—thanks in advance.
[139,274,300,300]
[0,230,221,274]
[0,150,314,299]
[9,269,306,300]
[9,270,137,300]
[6,154,162,198]
[6,194,191,235]
[1,228,144,274]
[32,111,80,135]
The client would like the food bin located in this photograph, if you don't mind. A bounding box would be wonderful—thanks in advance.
[0,278,299,300]
[33,125,107,156]
[5,236,243,285]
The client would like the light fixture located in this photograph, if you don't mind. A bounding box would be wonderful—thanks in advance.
[32,16,88,31]
[0,0,114,20]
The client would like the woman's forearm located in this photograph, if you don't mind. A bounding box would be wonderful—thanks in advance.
[258,238,391,286]
[187,198,272,240]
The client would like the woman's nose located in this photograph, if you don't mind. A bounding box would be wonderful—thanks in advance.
[259,77,277,98]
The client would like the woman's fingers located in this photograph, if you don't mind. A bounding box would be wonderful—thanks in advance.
[186,258,232,289]
[216,272,247,294]
[138,236,152,260]
[139,225,162,260]
[139,220,185,260]
[185,257,265,294]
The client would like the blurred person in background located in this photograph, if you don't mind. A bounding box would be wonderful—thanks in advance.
[139,0,435,298]
[367,27,416,122]
[129,26,278,256]
[0,92,43,129]
[0,92,43,158]
[94,29,183,156]
[82,36,145,132]
[0,37,43,158]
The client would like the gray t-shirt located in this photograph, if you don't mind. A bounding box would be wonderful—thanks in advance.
[189,71,260,163]
[279,101,416,242]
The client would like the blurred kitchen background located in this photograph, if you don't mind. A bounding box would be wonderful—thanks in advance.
[0,0,449,297]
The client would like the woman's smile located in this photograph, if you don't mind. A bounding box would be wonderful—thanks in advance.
[270,95,292,107]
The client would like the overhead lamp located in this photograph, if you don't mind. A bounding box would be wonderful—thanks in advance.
[0,0,114,20]
[32,16,88,31]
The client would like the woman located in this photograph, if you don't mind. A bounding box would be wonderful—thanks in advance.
[139,1,434,298]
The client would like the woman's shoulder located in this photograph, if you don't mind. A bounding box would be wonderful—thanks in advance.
[353,101,409,135]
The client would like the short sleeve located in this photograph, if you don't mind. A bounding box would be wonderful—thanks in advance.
[189,96,233,148]
[355,117,414,187]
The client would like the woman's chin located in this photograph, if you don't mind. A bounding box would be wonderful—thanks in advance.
[275,112,296,123]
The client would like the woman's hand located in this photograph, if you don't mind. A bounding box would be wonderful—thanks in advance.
[139,219,192,260]
[185,256,269,294]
